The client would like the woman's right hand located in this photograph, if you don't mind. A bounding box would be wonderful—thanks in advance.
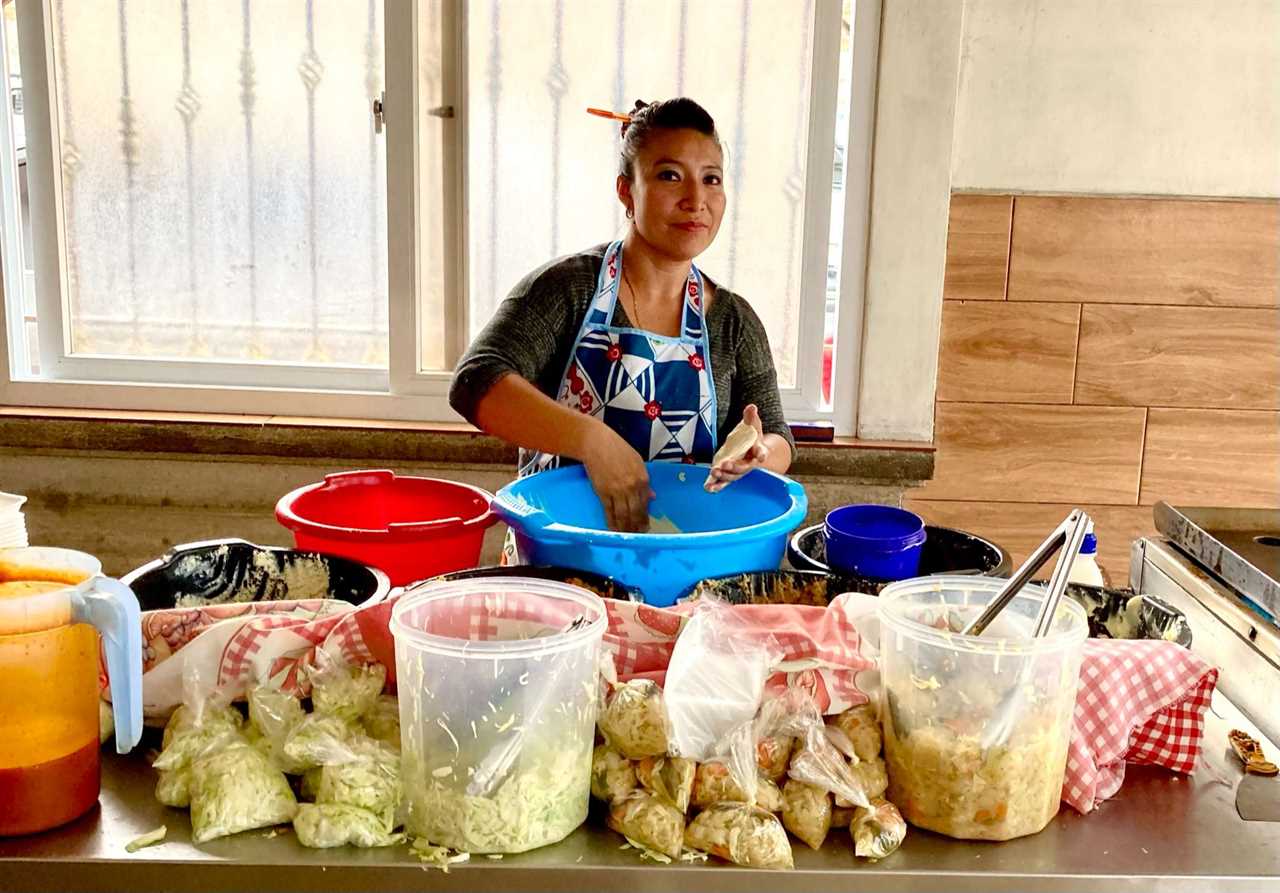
[581,423,652,532]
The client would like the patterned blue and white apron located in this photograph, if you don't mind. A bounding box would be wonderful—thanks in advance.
[518,239,719,476]
[502,240,718,561]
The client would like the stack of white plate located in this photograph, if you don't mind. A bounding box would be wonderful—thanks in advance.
[0,492,28,549]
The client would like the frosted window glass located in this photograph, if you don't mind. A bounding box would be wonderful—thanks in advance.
[467,0,819,388]
[49,0,388,366]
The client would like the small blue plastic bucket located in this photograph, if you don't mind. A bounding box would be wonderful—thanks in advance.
[823,504,927,582]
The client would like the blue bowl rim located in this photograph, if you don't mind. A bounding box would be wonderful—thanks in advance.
[493,463,808,549]
[824,504,927,547]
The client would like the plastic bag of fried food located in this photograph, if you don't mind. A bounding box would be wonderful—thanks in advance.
[755,734,795,782]
[591,744,638,804]
[684,802,794,870]
[598,679,672,759]
[781,778,832,850]
[828,703,883,763]
[691,759,783,811]
[635,755,696,814]
[852,798,907,860]
[607,791,686,860]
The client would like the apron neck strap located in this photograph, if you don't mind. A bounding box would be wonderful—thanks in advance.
[594,241,708,337]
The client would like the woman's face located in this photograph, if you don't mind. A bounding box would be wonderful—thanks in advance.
[618,128,726,262]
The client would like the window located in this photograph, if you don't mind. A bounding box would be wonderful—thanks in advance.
[0,0,875,430]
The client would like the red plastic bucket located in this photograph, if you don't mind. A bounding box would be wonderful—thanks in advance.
[274,470,498,586]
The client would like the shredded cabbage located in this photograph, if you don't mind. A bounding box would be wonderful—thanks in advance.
[404,743,591,854]
[294,803,404,848]
[590,745,637,804]
[361,694,401,749]
[189,744,298,843]
[316,740,401,826]
[310,659,386,723]
[248,686,307,773]
[125,825,167,853]
[281,714,359,771]
[598,680,670,759]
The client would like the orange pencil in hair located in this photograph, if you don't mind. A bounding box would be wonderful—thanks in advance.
[587,107,632,124]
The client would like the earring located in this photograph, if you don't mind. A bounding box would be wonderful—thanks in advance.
[625,207,634,220]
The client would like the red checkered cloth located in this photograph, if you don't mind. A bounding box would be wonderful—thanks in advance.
[599,595,877,714]
[1063,638,1218,814]
[322,587,878,714]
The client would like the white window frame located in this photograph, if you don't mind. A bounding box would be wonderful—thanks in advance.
[0,0,877,434]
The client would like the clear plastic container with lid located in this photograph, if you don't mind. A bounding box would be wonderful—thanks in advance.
[390,577,606,853]
[876,575,1087,841]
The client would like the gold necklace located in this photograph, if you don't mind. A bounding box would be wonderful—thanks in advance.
[621,267,645,331]
[621,267,690,333]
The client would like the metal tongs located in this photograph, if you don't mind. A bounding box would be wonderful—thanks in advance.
[962,509,1091,638]
[962,509,1092,749]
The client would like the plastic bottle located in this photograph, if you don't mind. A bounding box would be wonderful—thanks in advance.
[1068,521,1105,587]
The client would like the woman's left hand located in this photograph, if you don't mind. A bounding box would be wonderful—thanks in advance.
[704,404,769,493]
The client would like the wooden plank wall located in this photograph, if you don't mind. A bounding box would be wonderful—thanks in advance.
[907,194,1280,579]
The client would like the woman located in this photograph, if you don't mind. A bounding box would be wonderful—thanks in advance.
[449,98,794,532]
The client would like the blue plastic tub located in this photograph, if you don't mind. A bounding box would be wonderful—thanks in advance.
[824,504,927,582]
[493,463,808,607]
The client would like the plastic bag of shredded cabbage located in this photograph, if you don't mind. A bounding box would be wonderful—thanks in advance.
[829,704,882,763]
[598,679,670,759]
[153,673,247,808]
[282,714,361,771]
[684,802,793,870]
[308,649,387,723]
[154,722,244,775]
[248,684,308,773]
[294,803,404,849]
[361,694,401,749]
[781,779,832,850]
[316,739,402,827]
[189,744,298,843]
[160,701,244,750]
[155,769,194,809]
[591,745,637,804]
[634,755,696,814]
[300,767,324,802]
[606,791,685,860]
[161,663,244,750]
[852,798,906,860]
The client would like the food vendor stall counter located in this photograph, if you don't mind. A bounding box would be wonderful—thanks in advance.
[2,690,1277,893]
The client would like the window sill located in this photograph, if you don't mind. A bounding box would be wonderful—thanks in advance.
[0,407,934,484]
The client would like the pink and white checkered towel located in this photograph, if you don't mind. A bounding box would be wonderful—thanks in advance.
[1063,638,1218,814]
[118,586,1217,815]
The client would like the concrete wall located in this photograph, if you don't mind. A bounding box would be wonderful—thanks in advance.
[856,0,963,442]
[951,0,1280,197]
[857,0,1280,442]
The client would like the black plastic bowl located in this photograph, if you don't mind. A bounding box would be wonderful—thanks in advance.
[121,538,391,611]
[787,523,1012,590]
[680,570,834,606]
[427,564,643,602]
[1065,583,1193,647]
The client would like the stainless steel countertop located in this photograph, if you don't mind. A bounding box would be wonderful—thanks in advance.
[3,692,1278,893]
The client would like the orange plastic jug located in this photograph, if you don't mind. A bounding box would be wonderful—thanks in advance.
[0,547,141,836]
